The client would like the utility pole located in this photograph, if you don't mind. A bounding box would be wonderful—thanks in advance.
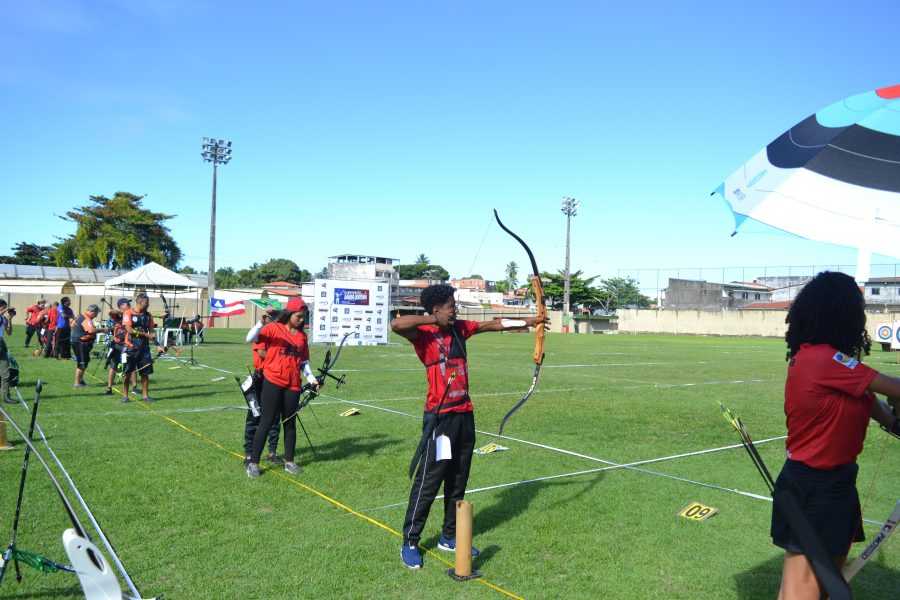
[561,196,579,333]
[201,138,232,316]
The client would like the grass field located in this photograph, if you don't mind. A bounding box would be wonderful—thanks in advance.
[1,328,898,599]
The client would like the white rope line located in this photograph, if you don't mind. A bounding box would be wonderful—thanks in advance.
[362,436,787,512]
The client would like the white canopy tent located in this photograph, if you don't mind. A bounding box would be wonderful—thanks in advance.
[104,262,199,291]
[105,263,202,343]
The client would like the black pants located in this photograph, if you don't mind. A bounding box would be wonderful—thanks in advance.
[56,328,71,359]
[244,410,281,456]
[402,411,475,546]
[250,378,300,464]
[42,330,56,358]
[24,325,37,347]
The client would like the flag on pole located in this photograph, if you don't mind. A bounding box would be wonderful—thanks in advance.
[210,298,245,317]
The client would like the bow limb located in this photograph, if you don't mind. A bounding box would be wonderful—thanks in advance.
[494,209,546,434]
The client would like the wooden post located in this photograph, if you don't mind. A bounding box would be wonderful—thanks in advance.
[448,500,481,581]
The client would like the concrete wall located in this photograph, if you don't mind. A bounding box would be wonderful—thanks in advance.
[618,308,896,340]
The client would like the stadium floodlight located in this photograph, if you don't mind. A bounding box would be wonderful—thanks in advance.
[201,137,233,308]
[561,197,579,333]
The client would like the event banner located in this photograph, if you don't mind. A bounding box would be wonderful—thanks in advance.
[311,278,390,345]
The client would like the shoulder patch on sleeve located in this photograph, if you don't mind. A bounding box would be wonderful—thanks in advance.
[832,352,859,369]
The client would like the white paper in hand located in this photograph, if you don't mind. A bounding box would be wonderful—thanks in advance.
[435,434,452,462]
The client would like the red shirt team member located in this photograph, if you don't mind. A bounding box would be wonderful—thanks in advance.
[244,298,320,478]
[24,299,45,348]
[392,284,548,570]
[41,301,59,358]
[242,309,281,466]
[773,271,900,600]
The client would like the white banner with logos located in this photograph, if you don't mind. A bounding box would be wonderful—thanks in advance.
[311,279,389,345]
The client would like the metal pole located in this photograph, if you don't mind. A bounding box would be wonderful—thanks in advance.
[208,161,217,310]
[563,208,572,332]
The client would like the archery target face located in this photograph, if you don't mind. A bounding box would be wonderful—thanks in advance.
[877,324,893,342]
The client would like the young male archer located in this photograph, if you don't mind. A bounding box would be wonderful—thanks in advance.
[392,283,548,569]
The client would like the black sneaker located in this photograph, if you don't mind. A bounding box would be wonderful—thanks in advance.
[266,453,284,465]
[246,462,261,478]
[104,388,113,395]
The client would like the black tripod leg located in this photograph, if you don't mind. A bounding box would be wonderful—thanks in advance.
[5,392,41,583]
[296,416,317,458]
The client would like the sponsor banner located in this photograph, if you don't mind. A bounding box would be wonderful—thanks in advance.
[335,288,370,305]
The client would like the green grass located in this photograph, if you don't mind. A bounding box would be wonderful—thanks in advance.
[1,329,898,599]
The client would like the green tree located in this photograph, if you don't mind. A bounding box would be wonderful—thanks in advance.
[415,253,430,265]
[537,270,599,310]
[215,267,241,289]
[54,192,181,269]
[398,262,449,281]
[505,261,518,289]
[599,277,652,309]
[0,242,57,266]
[253,258,311,285]
[178,265,198,274]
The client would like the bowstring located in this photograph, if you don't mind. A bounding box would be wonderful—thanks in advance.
[466,214,494,278]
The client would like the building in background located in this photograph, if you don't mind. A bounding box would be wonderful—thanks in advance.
[864,277,900,310]
[662,278,774,310]
[328,254,399,305]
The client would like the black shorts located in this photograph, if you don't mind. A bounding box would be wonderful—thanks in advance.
[124,348,153,376]
[771,459,863,556]
[105,346,123,369]
[72,341,93,369]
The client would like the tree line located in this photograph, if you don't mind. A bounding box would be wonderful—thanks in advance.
[2,192,651,308]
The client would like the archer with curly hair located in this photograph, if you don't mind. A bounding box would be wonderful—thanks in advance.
[774,271,900,598]
[392,283,549,570]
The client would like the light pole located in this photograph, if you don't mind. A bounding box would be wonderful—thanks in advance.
[201,137,232,313]
[561,196,579,333]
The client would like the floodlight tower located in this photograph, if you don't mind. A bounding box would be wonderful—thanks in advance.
[561,196,579,333]
[201,137,232,309]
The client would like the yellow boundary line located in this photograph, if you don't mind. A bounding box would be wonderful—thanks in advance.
[86,372,523,599]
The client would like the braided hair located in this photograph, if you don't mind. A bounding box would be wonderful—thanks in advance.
[785,271,870,360]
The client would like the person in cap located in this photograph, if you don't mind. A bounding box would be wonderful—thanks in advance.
[242,308,282,466]
[244,297,320,478]
[71,304,105,387]
[24,299,46,348]
[122,294,156,402]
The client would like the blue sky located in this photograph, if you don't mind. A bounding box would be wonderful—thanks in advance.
[3,1,899,292]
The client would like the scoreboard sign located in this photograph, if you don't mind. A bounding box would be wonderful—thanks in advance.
[312,278,389,346]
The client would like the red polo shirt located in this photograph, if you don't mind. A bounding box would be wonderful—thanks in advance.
[26,304,42,326]
[412,320,479,414]
[257,322,310,391]
[784,344,878,469]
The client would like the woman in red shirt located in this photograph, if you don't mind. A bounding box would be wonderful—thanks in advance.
[244,298,319,478]
[774,271,900,599]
